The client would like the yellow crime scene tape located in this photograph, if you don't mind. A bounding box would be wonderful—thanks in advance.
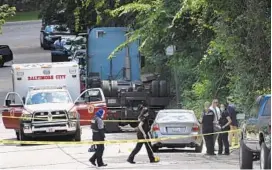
[1,115,139,123]
[0,129,241,145]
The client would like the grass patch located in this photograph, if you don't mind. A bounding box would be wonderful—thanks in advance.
[6,11,40,22]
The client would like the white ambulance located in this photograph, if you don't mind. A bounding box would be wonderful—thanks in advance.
[2,62,108,142]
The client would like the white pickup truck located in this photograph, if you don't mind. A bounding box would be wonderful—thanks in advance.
[1,62,107,142]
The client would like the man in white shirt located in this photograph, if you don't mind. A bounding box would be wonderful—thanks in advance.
[209,99,221,150]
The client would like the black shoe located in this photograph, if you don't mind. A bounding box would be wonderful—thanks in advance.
[98,164,107,167]
[218,152,222,155]
[89,158,96,166]
[150,160,159,163]
[127,159,136,164]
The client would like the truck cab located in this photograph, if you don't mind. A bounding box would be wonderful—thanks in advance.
[1,62,107,141]
[239,94,271,169]
[86,27,172,132]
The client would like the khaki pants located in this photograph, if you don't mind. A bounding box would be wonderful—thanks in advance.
[229,125,239,146]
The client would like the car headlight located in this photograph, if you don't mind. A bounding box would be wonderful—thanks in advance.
[68,110,77,119]
[21,110,32,121]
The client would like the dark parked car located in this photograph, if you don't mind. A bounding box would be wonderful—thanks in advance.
[239,94,271,169]
[40,24,72,50]
[51,34,87,62]
[0,45,13,67]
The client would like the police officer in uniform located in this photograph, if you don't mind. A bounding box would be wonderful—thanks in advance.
[218,104,232,155]
[89,109,107,167]
[202,107,216,155]
[127,103,159,164]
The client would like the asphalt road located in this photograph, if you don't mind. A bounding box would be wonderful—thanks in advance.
[0,21,260,169]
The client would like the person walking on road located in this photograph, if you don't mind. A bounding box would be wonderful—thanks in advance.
[227,97,239,146]
[201,101,216,155]
[218,104,232,155]
[127,103,159,164]
[89,109,107,167]
[209,99,221,149]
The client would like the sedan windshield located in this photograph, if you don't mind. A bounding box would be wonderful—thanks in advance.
[26,91,72,105]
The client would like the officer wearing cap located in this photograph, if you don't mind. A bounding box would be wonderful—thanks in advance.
[127,102,159,164]
[89,109,107,167]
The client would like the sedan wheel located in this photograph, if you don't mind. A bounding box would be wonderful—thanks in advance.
[260,142,269,169]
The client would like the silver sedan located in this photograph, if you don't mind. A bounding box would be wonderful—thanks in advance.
[150,109,203,152]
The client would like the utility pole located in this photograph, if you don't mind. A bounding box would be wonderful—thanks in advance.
[166,45,181,108]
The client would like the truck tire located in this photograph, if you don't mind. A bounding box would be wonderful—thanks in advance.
[0,59,4,68]
[74,126,81,142]
[151,80,159,97]
[239,140,253,169]
[195,141,203,153]
[260,142,269,169]
[102,80,111,97]
[129,122,138,128]
[111,80,118,97]
[159,80,167,97]
[152,145,159,152]
[268,151,271,169]
[105,122,121,133]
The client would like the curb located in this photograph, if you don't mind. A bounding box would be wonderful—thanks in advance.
[3,20,42,26]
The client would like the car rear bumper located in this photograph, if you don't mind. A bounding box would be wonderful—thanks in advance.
[151,133,202,147]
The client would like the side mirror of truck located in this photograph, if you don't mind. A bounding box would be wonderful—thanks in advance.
[22,97,26,104]
[5,99,11,107]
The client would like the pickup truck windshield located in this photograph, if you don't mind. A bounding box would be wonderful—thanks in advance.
[26,91,72,105]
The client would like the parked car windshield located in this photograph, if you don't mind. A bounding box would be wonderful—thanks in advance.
[45,25,70,34]
[156,111,196,122]
[26,91,72,105]
[262,97,271,116]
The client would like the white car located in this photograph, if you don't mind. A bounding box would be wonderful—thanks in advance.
[150,109,203,152]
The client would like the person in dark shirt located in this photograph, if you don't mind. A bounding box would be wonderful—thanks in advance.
[201,101,216,155]
[218,104,232,155]
[127,103,159,164]
[227,97,238,146]
[89,109,107,167]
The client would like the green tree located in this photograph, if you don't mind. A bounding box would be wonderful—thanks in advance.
[0,4,16,33]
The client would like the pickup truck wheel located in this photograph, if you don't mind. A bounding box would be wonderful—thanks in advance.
[260,142,269,169]
[74,128,81,142]
[15,131,19,140]
[195,141,203,153]
[239,140,253,169]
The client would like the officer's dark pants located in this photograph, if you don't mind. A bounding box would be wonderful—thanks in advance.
[204,134,214,154]
[218,132,229,154]
[90,132,105,166]
[128,133,155,162]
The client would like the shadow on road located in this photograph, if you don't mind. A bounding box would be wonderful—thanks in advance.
[156,148,198,153]
[1,136,76,147]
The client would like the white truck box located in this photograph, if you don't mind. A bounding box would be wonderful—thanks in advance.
[11,62,80,101]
